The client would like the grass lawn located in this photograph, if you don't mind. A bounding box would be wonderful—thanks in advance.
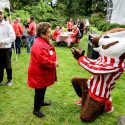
[0,34,125,125]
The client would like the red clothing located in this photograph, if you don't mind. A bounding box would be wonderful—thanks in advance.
[27,37,57,88]
[67,21,73,30]
[13,22,24,37]
[28,22,36,36]
[70,28,79,42]
[78,55,125,103]
[52,30,61,40]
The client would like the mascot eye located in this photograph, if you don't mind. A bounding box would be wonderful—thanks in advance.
[103,36,110,38]
[102,41,119,50]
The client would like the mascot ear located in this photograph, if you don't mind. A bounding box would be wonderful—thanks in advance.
[91,37,100,47]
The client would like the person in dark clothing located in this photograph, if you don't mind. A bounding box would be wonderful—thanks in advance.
[79,19,85,37]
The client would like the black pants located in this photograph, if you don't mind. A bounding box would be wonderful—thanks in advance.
[34,88,46,111]
[0,48,12,83]
[15,36,21,54]
[0,68,12,82]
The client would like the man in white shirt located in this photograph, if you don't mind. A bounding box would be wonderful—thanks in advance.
[0,9,16,86]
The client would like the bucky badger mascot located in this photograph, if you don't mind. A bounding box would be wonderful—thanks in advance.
[71,28,125,122]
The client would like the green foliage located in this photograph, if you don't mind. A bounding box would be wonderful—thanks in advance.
[11,10,30,24]
[90,12,105,25]
[95,20,104,28]
[11,0,41,9]
[9,0,109,28]
[118,25,125,28]
[50,3,68,28]
[102,23,110,31]
[92,18,125,32]
[97,21,107,31]
[106,23,121,30]
[92,0,107,14]
[11,1,53,24]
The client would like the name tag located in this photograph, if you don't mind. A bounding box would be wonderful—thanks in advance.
[49,50,53,55]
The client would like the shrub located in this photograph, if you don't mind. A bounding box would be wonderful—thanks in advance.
[118,25,125,28]
[102,23,110,31]
[106,23,121,30]
[97,21,106,31]
[96,20,103,28]
[11,10,30,24]
[94,19,101,27]
[90,12,105,25]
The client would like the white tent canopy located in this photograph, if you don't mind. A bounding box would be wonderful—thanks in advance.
[110,0,125,24]
[0,0,10,10]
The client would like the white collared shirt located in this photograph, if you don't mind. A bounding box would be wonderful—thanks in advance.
[0,20,16,48]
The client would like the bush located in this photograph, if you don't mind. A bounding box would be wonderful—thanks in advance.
[95,20,103,28]
[102,23,110,31]
[90,12,105,25]
[106,23,121,30]
[97,21,106,31]
[118,25,125,28]
[11,10,30,24]
[94,19,101,27]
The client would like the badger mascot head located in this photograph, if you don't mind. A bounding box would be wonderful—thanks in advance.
[71,28,125,122]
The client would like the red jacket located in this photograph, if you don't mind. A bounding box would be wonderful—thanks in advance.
[71,28,79,42]
[67,21,73,30]
[27,37,57,88]
[28,22,36,36]
[13,22,24,37]
[52,30,61,40]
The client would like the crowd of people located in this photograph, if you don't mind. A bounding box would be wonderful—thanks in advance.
[0,8,101,121]
[52,18,90,47]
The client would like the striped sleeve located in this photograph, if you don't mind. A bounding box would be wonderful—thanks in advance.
[78,56,120,75]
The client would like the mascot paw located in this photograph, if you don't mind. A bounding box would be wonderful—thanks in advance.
[71,47,85,60]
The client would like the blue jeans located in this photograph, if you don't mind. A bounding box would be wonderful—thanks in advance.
[27,35,36,53]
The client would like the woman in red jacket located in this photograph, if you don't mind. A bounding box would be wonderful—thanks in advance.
[27,22,58,118]
[52,26,61,40]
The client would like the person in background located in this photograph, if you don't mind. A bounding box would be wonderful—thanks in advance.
[66,25,79,47]
[21,23,29,47]
[0,9,16,86]
[67,18,73,32]
[76,18,80,27]
[13,17,24,54]
[27,16,36,53]
[27,22,58,118]
[26,18,30,27]
[52,26,62,41]
[79,19,85,37]
[84,19,90,33]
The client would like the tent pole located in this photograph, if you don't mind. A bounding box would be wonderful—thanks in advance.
[9,8,17,61]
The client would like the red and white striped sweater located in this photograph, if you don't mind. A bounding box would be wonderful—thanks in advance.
[78,55,125,103]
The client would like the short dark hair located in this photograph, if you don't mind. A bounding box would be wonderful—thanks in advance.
[30,16,35,21]
[37,22,51,36]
